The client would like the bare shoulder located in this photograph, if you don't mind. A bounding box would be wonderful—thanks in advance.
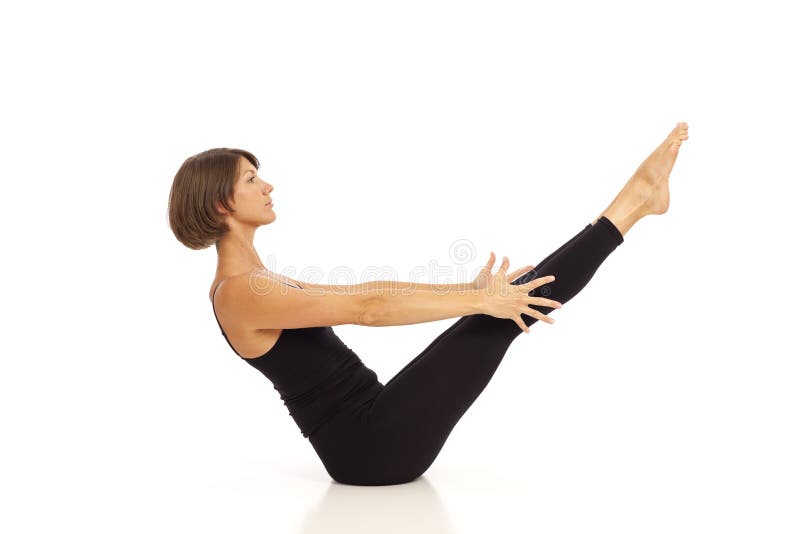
[211,270,299,301]
[209,276,242,330]
[209,273,247,304]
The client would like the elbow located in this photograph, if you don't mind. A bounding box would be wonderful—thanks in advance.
[358,293,381,326]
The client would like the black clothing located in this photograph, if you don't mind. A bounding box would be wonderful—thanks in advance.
[212,216,624,485]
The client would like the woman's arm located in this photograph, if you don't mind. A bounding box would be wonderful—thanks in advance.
[286,255,557,330]
[362,285,485,327]
[286,278,483,326]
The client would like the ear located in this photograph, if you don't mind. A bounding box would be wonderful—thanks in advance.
[215,200,230,216]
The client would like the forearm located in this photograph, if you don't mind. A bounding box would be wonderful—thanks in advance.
[363,285,485,327]
[358,280,474,293]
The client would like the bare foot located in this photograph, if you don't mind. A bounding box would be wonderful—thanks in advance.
[593,122,690,235]
[632,121,690,215]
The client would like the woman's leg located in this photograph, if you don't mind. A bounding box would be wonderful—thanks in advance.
[311,122,690,486]
[360,216,624,483]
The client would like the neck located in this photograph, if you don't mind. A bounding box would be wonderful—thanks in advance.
[215,227,265,275]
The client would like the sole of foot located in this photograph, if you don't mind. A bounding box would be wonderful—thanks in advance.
[634,121,690,215]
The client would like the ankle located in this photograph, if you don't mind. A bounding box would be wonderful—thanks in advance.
[600,203,647,237]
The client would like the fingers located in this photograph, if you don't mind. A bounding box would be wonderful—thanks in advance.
[531,297,562,309]
[515,317,530,334]
[525,275,555,288]
[516,307,556,333]
[488,253,527,278]
[498,255,510,274]
[523,308,555,324]
[508,265,535,282]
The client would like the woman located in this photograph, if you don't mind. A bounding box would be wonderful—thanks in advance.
[167,122,689,486]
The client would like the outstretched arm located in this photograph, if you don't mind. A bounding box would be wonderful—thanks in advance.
[288,251,535,295]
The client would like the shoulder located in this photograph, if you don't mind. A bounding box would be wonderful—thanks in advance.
[210,273,251,306]
[213,271,304,307]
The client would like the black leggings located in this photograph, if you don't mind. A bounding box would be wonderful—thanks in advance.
[309,216,625,485]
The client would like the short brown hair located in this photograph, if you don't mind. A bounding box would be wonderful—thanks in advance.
[168,148,260,250]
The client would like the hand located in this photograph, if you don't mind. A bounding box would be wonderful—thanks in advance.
[472,251,536,291]
[479,254,562,334]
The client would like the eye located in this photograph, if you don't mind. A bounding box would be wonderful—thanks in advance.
[248,176,256,183]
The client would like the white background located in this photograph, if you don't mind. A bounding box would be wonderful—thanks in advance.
[2,1,798,532]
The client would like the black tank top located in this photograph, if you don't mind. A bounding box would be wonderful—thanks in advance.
[211,279,382,438]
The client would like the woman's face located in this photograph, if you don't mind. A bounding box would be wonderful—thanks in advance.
[225,157,275,226]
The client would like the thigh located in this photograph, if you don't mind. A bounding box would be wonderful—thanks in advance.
[311,313,519,485]
[366,313,519,465]
[381,316,469,389]
[370,313,516,425]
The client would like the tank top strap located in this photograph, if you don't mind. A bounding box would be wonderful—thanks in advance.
[210,279,227,329]
[212,279,225,300]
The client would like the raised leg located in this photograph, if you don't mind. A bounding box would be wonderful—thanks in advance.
[309,122,690,486]
[373,121,690,394]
